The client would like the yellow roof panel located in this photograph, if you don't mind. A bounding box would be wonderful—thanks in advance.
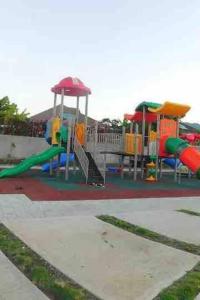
[148,101,191,117]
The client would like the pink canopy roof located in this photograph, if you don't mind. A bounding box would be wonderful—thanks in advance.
[51,77,91,97]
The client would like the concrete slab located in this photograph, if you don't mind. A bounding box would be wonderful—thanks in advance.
[0,251,48,300]
[1,195,200,220]
[115,210,200,245]
[4,216,200,300]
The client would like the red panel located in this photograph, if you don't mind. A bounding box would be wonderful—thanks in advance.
[160,119,177,138]
[124,114,134,121]
[159,135,171,157]
[125,111,157,123]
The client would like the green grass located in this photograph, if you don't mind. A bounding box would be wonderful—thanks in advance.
[98,215,200,300]
[0,224,98,300]
[177,209,200,217]
[153,263,200,300]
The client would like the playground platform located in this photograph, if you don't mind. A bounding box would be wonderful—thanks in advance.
[0,170,200,201]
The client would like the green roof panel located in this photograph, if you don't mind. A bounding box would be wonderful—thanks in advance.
[135,101,161,112]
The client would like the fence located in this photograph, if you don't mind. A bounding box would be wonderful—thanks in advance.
[87,130,124,152]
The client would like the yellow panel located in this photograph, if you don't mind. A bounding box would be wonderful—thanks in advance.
[124,134,142,154]
[52,117,61,145]
[148,101,191,117]
[75,123,85,145]
[149,131,157,142]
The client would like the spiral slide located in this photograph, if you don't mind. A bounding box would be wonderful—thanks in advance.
[0,146,65,178]
[164,137,200,179]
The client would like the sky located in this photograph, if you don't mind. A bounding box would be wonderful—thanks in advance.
[0,0,200,122]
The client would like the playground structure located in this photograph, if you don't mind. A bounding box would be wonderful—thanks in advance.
[88,101,200,182]
[0,76,200,186]
[180,133,200,144]
[0,77,105,185]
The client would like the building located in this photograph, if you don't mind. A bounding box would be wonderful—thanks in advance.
[180,122,200,133]
[30,105,97,126]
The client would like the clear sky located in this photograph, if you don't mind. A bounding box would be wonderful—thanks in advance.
[0,0,200,122]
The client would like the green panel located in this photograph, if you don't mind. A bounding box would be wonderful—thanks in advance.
[165,137,188,155]
[56,126,68,143]
[60,126,68,143]
[135,101,161,112]
[0,146,65,178]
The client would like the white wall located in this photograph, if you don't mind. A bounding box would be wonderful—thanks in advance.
[0,135,122,164]
[87,142,122,164]
[0,135,49,159]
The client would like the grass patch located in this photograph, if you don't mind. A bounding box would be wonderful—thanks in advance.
[0,223,99,300]
[153,262,200,300]
[177,209,200,217]
[98,215,200,300]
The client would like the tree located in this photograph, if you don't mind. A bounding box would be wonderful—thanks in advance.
[0,96,29,123]
[111,119,121,129]
[101,118,112,127]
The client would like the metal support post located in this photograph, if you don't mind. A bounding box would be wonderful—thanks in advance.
[155,114,160,181]
[141,106,146,178]
[84,94,88,150]
[133,123,138,181]
[65,123,72,181]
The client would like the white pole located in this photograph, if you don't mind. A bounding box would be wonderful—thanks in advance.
[65,122,72,181]
[155,114,160,181]
[147,123,151,156]
[130,122,133,134]
[133,123,138,181]
[174,118,180,182]
[60,89,64,126]
[94,121,98,160]
[141,106,146,179]
[122,126,126,152]
[84,94,89,149]
[76,96,80,123]
[53,93,57,117]
[56,89,64,177]
[142,106,146,155]
[50,93,58,175]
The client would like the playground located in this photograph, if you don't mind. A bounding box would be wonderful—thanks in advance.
[0,77,200,201]
[1,77,200,299]
[0,76,200,199]
[1,169,200,201]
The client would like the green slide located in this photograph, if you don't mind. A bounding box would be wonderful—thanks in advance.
[0,146,65,178]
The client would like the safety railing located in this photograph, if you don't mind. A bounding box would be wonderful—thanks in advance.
[87,132,124,151]
[74,136,89,183]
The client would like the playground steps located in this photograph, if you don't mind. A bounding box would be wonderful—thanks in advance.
[85,152,104,185]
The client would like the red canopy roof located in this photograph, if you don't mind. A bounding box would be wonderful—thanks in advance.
[124,111,157,123]
[51,77,91,97]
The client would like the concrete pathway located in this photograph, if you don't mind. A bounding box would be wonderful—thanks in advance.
[4,216,200,300]
[115,211,200,245]
[0,251,48,300]
[1,194,200,220]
